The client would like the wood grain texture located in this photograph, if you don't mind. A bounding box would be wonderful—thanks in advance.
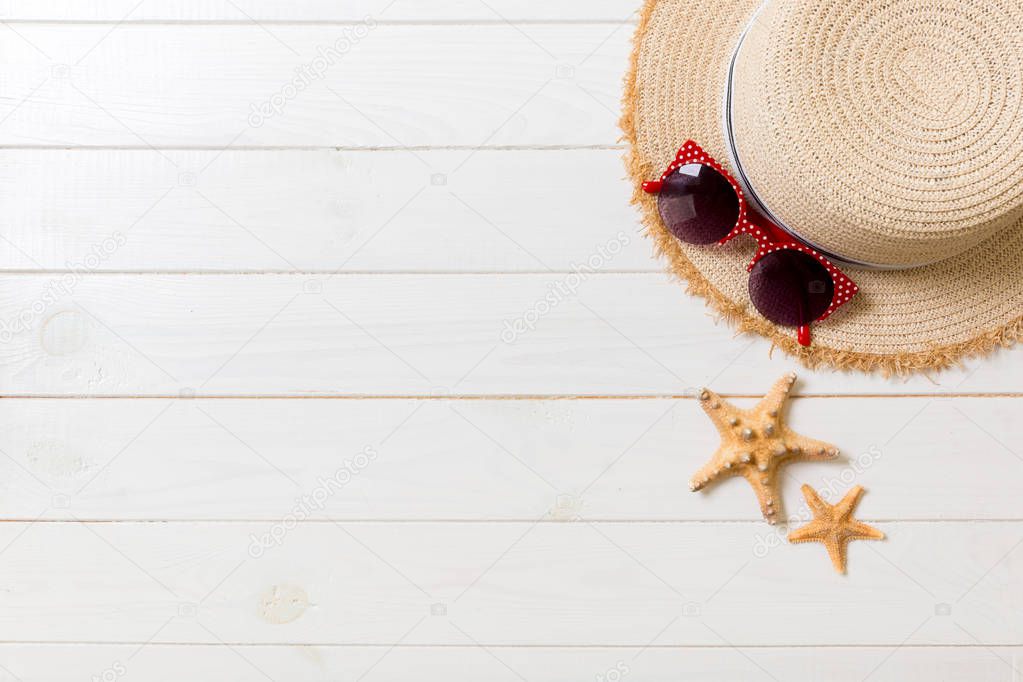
[0,644,1015,682]
[0,148,645,272]
[0,520,1014,646]
[1,273,1020,396]
[0,1,639,22]
[1,24,625,147]
[0,397,1018,521]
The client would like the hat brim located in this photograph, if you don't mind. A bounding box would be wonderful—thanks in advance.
[623,0,1023,374]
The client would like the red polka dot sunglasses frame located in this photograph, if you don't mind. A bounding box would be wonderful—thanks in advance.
[642,141,858,347]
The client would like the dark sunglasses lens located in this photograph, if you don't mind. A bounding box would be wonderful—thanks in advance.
[748,250,834,326]
[656,164,740,245]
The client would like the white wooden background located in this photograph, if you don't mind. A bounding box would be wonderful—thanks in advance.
[0,2,1022,680]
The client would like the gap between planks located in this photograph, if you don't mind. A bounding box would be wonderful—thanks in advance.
[0,144,627,152]
[0,19,639,26]
[1,393,1021,399]
[0,641,1018,649]
[2,518,1021,524]
[0,270,657,276]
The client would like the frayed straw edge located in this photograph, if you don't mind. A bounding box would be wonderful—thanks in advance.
[619,0,1023,376]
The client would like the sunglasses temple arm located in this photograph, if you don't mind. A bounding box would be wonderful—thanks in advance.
[797,324,811,347]
[795,295,812,347]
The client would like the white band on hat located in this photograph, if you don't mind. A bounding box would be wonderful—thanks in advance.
[722,4,914,271]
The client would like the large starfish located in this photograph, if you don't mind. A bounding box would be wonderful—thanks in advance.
[690,372,838,523]
[788,485,884,573]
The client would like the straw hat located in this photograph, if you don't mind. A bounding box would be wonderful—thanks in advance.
[623,0,1023,373]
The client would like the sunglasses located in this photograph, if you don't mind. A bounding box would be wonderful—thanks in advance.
[642,141,857,347]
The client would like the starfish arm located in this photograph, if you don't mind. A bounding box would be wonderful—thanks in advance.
[846,520,885,541]
[786,433,840,461]
[799,484,833,518]
[824,537,849,573]
[743,470,782,524]
[834,485,866,519]
[689,448,726,491]
[758,372,797,417]
[787,520,826,543]
[696,388,743,438]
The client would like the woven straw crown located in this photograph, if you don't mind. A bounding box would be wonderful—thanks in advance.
[624,0,1023,373]
[730,0,1023,267]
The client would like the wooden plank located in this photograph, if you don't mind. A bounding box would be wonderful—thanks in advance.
[1,24,625,147]
[0,1,639,22]
[1,273,1020,396]
[0,148,646,272]
[0,643,1014,682]
[2,397,1020,521]
[0,520,1015,645]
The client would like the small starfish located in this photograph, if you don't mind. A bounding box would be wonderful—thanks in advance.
[690,372,837,524]
[788,485,884,573]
